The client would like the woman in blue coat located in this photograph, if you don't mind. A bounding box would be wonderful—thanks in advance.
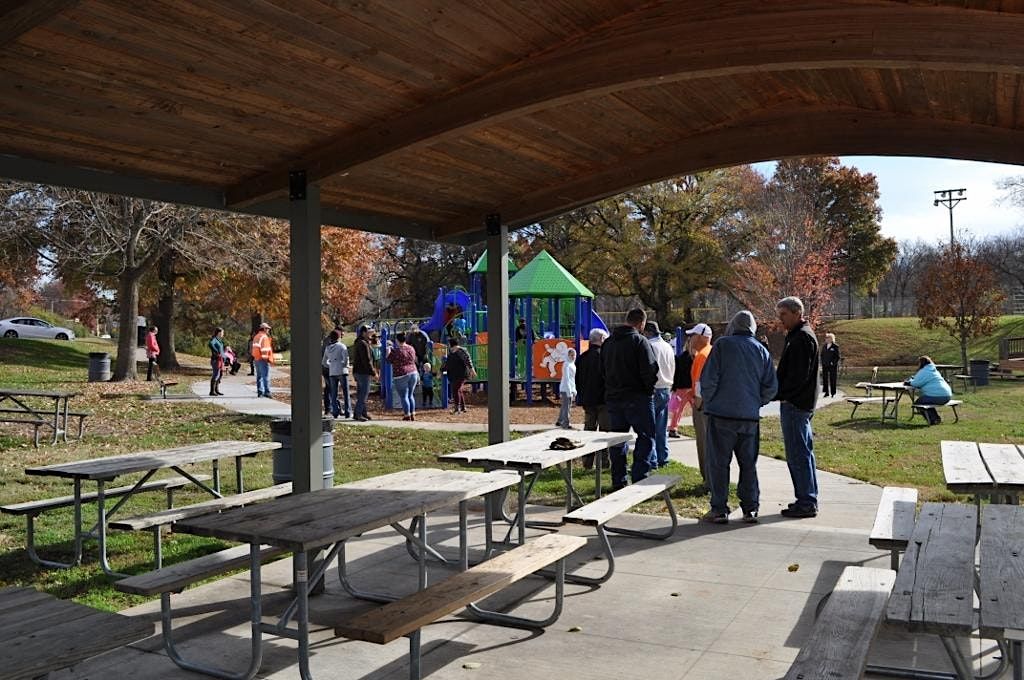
[906,356,952,425]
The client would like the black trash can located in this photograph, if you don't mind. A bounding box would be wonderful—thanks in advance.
[270,418,335,488]
[970,359,990,387]
[87,352,111,382]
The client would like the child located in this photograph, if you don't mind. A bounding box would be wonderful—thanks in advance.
[420,362,435,408]
[556,348,577,428]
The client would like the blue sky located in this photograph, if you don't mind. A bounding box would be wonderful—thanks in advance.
[754,157,1024,244]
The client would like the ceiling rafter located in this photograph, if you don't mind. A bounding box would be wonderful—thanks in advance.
[0,0,80,48]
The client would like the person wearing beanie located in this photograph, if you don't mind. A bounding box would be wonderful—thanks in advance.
[699,311,778,525]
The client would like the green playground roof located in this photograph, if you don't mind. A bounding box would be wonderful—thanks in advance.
[508,250,594,299]
[470,250,519,275]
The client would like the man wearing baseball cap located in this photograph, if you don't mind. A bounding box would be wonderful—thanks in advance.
[686,322,713,487]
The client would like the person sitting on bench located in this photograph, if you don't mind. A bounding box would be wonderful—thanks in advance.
[905,355,952,426]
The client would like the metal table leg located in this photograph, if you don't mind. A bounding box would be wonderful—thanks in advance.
[95,480,128,578]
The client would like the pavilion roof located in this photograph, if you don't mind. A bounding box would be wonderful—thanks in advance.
[2,1,1024,243]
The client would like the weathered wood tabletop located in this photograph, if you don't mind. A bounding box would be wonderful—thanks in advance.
[0,586,153,680]
[437,429,632,470]
[176,468,521,552]
[0,387,81,399]
[25,440,281,480]
[942,440,1024,495]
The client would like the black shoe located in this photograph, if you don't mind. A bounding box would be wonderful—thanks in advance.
[668,429,680,439]
[781,506,817,519]
[742,511,759,524]
[701,511,729,525]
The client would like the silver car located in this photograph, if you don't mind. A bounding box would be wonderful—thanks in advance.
[0,317,76,340]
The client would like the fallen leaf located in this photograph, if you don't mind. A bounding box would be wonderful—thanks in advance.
[788,563,799,572]
[568,625,582,632]
[462,662,482,670]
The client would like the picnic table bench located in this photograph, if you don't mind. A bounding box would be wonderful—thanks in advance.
[18,440,280,575]
[868,486,918,570]
[0,387,85,446]
[0,586,153,680]
[560,474,679,584]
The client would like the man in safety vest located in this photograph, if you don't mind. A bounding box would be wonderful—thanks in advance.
[251,322,275,398]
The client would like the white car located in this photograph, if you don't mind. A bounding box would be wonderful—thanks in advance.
[0,317,76,341]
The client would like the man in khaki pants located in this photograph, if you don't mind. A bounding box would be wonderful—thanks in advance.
[687,323,713,489]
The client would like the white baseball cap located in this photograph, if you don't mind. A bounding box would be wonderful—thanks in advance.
[685,323,713,338]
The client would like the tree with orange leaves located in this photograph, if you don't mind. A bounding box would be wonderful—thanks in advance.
[916,241,1005,369]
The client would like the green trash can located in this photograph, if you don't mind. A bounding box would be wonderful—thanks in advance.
[270,418,335,488]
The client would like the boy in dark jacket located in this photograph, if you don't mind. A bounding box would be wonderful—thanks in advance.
[576,328,610,469]
[602,308,658,490]
[775,297,820,518]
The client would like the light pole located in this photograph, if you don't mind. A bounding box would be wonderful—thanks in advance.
[933,188,966,244]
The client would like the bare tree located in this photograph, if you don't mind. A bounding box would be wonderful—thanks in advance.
[875,240,937,317]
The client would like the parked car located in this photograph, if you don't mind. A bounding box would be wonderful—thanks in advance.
[0,317,76,340]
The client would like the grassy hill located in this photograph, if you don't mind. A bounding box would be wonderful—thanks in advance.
[824,315,1024,367]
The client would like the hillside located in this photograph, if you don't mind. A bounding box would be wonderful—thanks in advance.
[823,315,1024,367]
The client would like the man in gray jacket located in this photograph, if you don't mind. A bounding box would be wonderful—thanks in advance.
[322,330,351,419]
[699,311,778,524]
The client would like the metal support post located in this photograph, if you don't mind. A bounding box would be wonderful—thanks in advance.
[485,214,510,444]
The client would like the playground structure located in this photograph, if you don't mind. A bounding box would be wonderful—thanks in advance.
[378,250,611,408]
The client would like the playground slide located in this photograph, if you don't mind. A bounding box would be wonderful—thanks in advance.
[421,290,473,333]
[590,309,608,333]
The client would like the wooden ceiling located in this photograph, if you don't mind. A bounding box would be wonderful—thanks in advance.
[2,0,1024,243]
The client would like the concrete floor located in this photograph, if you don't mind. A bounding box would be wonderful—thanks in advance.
[50,438,1006,680]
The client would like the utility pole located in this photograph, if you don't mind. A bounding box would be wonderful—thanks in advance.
[933,188,966,244]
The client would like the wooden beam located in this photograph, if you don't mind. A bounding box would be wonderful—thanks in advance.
[225,1,1024,208]
[0,0,80,47]
[434,106,1024,239]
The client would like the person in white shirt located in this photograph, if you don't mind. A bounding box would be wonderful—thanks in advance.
[322,331,351,418]
[556,348,578,428]
[645,322,677,469]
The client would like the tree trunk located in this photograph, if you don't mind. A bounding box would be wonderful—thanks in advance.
[960,333,970,371]
[113,272,140,381]
[154,252,180,370]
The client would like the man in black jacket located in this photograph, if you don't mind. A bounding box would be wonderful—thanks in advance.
[576,328,610,469]
[775,297,820,518]
[603,308,658,490]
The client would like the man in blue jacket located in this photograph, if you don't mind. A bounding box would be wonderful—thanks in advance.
[699,310,778,524]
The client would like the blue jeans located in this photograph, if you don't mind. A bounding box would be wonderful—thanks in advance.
[652,387,670,468]
[780,402,818,510]
[393,372,419,416]
[354,373,372,418]
[328,375,351,417]
[915,395,950,406]
[706,415,761,515]
[255,360,271,396]
[606,396,656,489]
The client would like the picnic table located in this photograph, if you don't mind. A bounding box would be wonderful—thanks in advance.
[933,363,962,380]
[0,387,81,445]
[866,381,914,424]
[0,586,153,680]
[942,440,1024,504]
[24,440,280,575]
[173,468,522,680]
[437,429,633,545]
[884,502,1024,680]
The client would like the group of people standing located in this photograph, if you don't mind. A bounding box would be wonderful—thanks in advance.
[561,297,823,525]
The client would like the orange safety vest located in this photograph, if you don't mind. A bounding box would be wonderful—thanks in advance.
[251,331,274,364]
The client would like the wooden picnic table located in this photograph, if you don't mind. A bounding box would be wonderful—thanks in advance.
[0,387,81,445]
[24,440,280,575]
[884,502,1024,680]
[942,440,1024,503]
[866,381,914,424]
[0,586,153,680]
[437,429,633,545]
[933,363,962,380]
[173,467,522,680]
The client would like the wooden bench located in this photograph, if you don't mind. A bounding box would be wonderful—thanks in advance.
[110,482,292,567]
[869,486,917,570]
[784,566,896,680]
[559,475,679,585]
[845,396,887,419]
[909,399,963,424]
[158,380,180,398]
[334,533,587,680]
[0,474,210,569]
[115,543,287,596]
[0,408,90,446]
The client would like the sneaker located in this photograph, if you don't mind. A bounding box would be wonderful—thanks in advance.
[780,506,817,519]
[354,416,368,422]
[668,429,680,439]
[742,511,759,524]
[701,511,729,525]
